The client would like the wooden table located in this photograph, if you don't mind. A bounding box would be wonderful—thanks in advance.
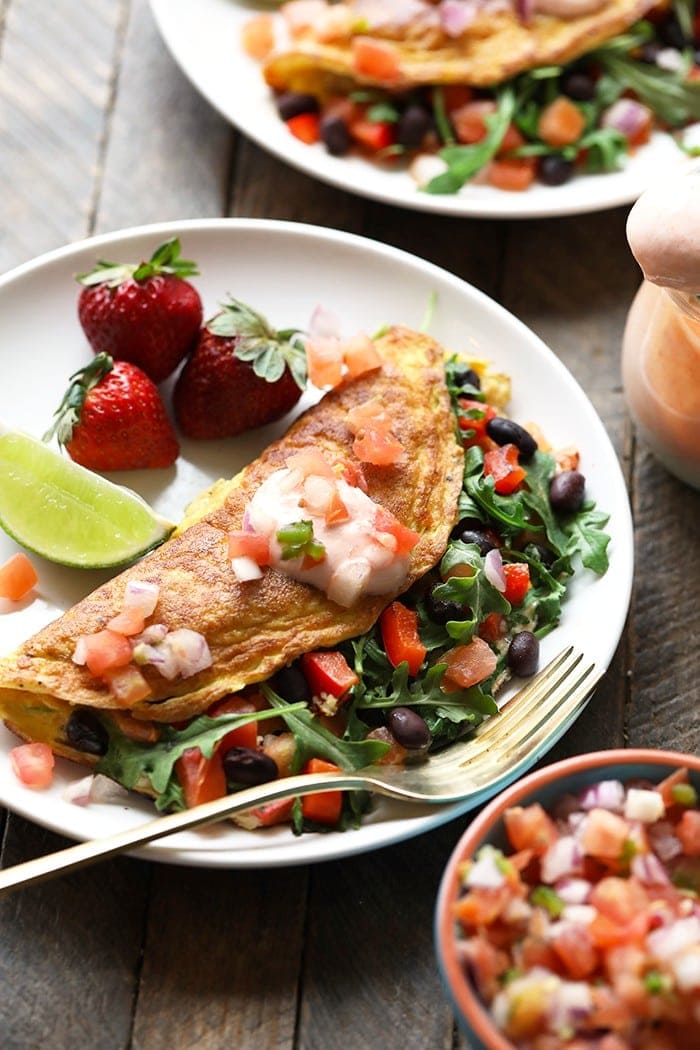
[1,3,698,1047]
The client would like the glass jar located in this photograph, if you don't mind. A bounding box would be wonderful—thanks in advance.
[622,281,700,489]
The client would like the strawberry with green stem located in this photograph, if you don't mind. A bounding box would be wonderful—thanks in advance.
[45,353,180,471]
[173,297,307,439]
[77,238,203,383]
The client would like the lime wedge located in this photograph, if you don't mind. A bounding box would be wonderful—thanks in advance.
[0,429,175,568]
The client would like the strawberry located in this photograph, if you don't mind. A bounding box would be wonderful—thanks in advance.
[77,238,203,382]
[173,298,307,439]
[45,353,180,471]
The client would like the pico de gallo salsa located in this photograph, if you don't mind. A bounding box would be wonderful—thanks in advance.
[453,769,700,1048]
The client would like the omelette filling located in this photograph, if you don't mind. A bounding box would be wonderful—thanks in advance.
[32,355,611,833]
[248,2,700,194]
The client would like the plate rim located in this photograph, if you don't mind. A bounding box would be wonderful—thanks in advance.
[148,0,683,220]
[0,216,634,867]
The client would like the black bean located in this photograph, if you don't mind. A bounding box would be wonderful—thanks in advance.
[320,114,351,156]
[276,92,319,121]
[561,71,595,102]
[485,417,538,462]
[387,707,431,750]
[425,584,471,625]
[549,470,586,514]
[450,515,483,539]
[459,528,498,555]
[358,707,386,728]
[659,16,686,50]
[397,104,432,149]
[452,365,481,392]
[270,663,310,703]
[65,709,109,756]
[223,747,278,786]
[507,632,540,677]
[538,154,575,188]
[640,41,663,64]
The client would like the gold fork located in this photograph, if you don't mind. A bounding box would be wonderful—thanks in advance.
[0,646,599,895]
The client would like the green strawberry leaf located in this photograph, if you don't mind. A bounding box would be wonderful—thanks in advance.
[77,238,199,286]
[43,352,115,447]
[207,298,308,390]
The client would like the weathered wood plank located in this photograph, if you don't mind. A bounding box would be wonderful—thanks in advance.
[0,0,127,272]
[132,864,306,1049]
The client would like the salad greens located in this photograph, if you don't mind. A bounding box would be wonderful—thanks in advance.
[93,353,610,827]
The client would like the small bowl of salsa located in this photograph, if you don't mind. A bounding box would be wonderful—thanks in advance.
[435,749,700,1050]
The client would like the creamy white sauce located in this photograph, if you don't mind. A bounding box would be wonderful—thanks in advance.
[627,170,700,293]
[246,467,411,606]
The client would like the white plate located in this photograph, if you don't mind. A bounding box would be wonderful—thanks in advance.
[150,0,689,219]
[0,218,633,867]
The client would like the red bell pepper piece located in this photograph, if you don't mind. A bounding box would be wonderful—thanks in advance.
[300,650,359,700]
[301,757,343,826]
[175,747,227,809]
[483,443,526,494]
[380,601,426,677]
[503,563,531,606]
[458,399,497,449]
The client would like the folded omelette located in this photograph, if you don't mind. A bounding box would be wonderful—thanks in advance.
[264,0,659,92]
[0,326,463,766]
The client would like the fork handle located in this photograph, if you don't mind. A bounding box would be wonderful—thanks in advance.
[0,772,370,896]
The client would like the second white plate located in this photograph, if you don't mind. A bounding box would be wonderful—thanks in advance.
[151,0,688,219]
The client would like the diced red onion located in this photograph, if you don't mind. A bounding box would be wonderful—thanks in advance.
[62,774,96,806]
[135,623,168,645]
[601,98,652,140]
[515,0,535,21]
[63,773,129,807]
[308,304,343,341]
[656,47,684,73]
[579,779,625,812]
[441,0,477,37]
[484,548,506,592]
[671,946,700,991]
[541,835,583,883]
[327,558,371,608]
[242,509,252,533]
[409,153,448,188]
[465,848,507,890]
[123,580,159,617]
[231,555,264,582]
[561,904,596,926]
[649,820,684,862]
[631,851,671,887]
[164,628,213,678]
[72,636,89,666]
[555,877,592,905]
[546,981,592,1030]
[648,917,700,962]
[624,787,666,823]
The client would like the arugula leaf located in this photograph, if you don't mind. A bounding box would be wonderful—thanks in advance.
[262,687,390,769]
[521,452,570,556]
[463,447,533,537]
[593,48,700,126]
[562,502,611,574]
[578,127,628,174]
[433,542,511,643]
[426,86,516,195]
[97,706,305,810]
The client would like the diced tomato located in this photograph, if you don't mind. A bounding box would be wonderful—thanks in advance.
[78,629,133,676]
[440,85,474,112]
[676,809,700,856]
[502,563,531,606]
[235,796,295,829]
[498,122,526,155]
[341,460,368,492]
[440,637,498,691]
[286,448,336,479]
[10,742,54,789]
[488,157,536,193]
[353,426,404,465]
[106,606,146,636]
[374,507,420,555]
[324,95,358,124]
[240,14,274,60]
[227,531,272,565]
[581,807,631,862]
[175,747,227,809]
[301,757,343,825]
[342,335,381,378]
[300,650,359,700]
[504,803,558,854]
[209,695,260,753]
[518,935,561,973]
[626,108,653,147]
[538,96,586,147]
[0,552,38,601]
[589,876,648,925]
[286,112,321,144]
[461,936,510,1000]
[551,924,599,979]
[351,36,401,83]
[380,601,426,676]
[479,612,507,643]
[102,664,152,705]
[451,100,497,145]
[457,398,497,449]
[349,118,395,152]
[366,725,408,765]
[305,336,345,388]
[454,885,512,927]
[589,910,650,949]
[346,397,391,434]
[483,443,526,495]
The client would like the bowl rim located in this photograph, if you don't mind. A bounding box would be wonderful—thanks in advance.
[435,747,700,1050]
